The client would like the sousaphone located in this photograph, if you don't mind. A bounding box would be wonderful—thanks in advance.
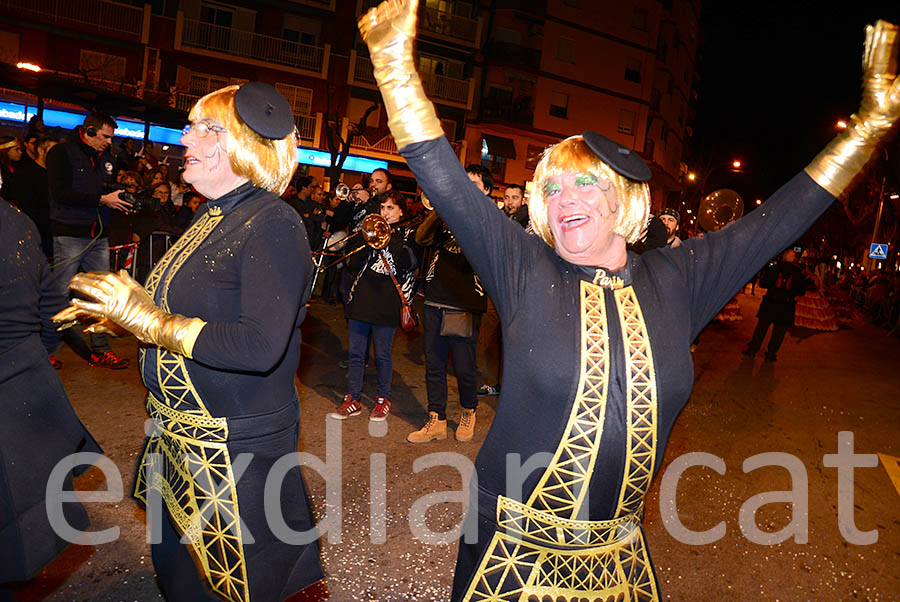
[698,189,744,232]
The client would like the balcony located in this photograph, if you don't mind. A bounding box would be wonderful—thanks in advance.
[349,127,400,160]
[421,72,474,109]
[295,112,321,146]
[419,6,481,47]
[178,92,321,143]
[348,51,473,110]
[0,0,144,39]
[347,51,377,88]
[176,13,330,78]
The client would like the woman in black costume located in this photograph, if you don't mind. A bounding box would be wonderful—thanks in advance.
[54,83,324,602]
[0,196,101,600]
[359,3,899,600]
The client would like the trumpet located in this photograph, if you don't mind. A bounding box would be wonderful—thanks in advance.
[334,182,350,200]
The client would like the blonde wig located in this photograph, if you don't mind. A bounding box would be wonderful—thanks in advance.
[190,85,297,195]
[528,135,650,247]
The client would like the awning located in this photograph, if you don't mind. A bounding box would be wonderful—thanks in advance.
[482,134,517,159]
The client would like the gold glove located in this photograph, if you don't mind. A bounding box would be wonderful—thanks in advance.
[806,20,900,196]
[358,0,443,149]
[52,270,206,359]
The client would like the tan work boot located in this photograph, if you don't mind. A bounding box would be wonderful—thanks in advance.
[407,411,447,443]
[456,408,476,442]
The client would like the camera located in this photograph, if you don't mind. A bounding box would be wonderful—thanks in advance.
[120,191,149,213]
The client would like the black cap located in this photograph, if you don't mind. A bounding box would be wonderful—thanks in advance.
[659,207,680,222]
[234,82,294,140]
[582,131,652,182]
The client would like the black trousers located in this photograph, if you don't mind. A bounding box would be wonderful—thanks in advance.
[747,318,789,355]
[424,304,481,418]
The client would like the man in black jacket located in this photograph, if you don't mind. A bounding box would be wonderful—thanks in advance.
[408,164,491,444]
[742,248,813,362]
[46,111,133,369]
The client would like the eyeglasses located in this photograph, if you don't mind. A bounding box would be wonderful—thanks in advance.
[182,121,227,138]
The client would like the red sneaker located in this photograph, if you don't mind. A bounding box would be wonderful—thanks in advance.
[89,351,130,370]
[369,397,391,422]
[329,395,362,420]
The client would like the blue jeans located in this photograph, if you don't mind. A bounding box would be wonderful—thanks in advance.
[347,319,397,400]
[53,236,112,353]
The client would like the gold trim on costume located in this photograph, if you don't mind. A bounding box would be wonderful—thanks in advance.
[136,395,249,602]
[462,283,659,601]
[134,210,250,602]
[526,280,610,519]
[613,287,658,517]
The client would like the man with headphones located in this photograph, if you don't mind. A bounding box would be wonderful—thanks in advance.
[46,110,133,369]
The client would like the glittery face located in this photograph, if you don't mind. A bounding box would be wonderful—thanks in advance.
[545,171,621,265]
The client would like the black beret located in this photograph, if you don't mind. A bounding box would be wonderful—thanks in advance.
[659,207,680,222]
[582,131,652,182]
[234,82,295,140]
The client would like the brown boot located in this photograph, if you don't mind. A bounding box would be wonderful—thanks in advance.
[455,408,476,442]
[407,411,447,443]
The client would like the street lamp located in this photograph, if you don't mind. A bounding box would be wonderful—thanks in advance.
[16,62,41,72]
[836,120,848,129]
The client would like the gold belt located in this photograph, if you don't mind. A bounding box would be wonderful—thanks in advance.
[461,496,658,602]
[135,393,250,602]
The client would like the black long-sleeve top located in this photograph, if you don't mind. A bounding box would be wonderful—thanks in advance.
[415,211,487,314]
[0,201,66,354]
[345,227,418,326]
[140,182,314,418]
[401,137,834,520]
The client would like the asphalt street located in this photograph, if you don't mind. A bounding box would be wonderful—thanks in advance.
[10,292,900,601]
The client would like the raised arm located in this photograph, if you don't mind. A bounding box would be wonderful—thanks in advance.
[674,20,900,335]
[358,0,541,318]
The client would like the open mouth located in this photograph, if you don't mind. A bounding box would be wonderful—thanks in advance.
[184,155,200,165]
[560,214,589,230]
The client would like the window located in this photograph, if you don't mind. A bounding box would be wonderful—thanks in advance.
[618,109,636,135]
[549,92,568,119]
[419,54,463,79]
[625,57,642,83]
[480,139,507,180]
[283,14,320,46]
[188,72,228,96]
[632,7,648,32]
[200,2,234,27]
[275,83,313,115]
[524,144,544,171]
[556,37,575,64]
[79,50,126,80]
[660,122,669,148]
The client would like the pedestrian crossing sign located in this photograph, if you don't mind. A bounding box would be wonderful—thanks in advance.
[869,243,888,259]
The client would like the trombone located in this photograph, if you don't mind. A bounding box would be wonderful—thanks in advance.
[317,214,392,271]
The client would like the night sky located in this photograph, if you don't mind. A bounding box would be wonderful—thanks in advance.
[692,1,900,202]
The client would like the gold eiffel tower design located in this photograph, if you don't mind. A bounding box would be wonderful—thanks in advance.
[463,281,660,601]
[526,280,611,518]
[613,287,658,516]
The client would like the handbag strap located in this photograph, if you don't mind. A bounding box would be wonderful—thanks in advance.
[378,250,410,307]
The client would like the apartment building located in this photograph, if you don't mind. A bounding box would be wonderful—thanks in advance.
[0,0,698,202]
[472,0,700,209]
